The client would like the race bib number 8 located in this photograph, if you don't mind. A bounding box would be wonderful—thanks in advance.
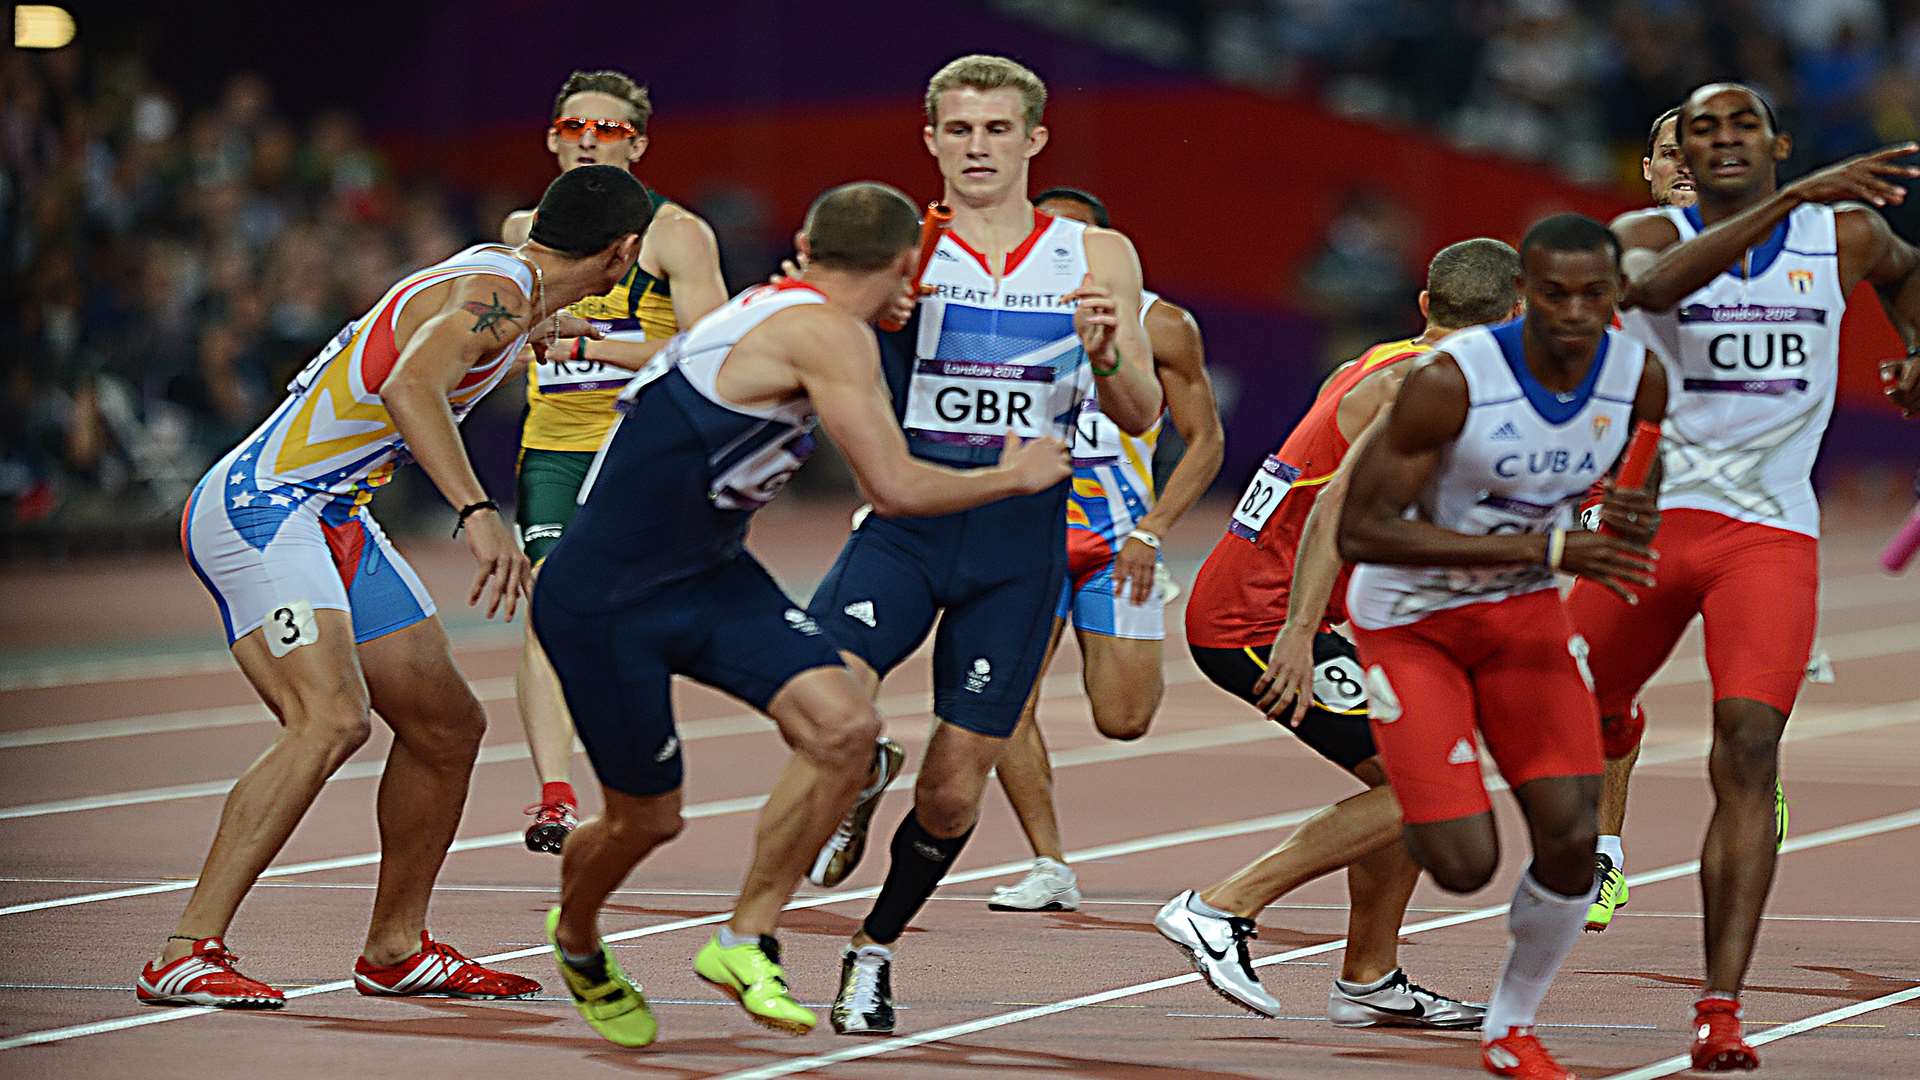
[1313,653,1367,713]
[1229,456,1301,540]
[904,359,1053,448]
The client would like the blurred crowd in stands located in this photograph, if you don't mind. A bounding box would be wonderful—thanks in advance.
[5,2,1917,538]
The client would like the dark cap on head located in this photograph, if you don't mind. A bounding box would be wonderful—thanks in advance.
[1033,186,1110,228]
[530,165,654,258]
[803,182,921,271]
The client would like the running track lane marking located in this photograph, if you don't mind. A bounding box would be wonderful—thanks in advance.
[707,808,1920,1080]
[0,662,1210,816]
[3,755,1914,1052]
[0,800,1374,1050]
[0,717,1284,916]
[1,560,1908,731]
[10,615,1918,818]
[1600,984,1920,1080]
[1,553,1901,693]
[7,637,1917,823]
[3,694,1912,918]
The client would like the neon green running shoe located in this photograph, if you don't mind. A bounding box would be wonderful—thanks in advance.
[694,933,815,1035]
[1585,853,1629,933]
[545,907,657,1047]
[1775,776,1789,852]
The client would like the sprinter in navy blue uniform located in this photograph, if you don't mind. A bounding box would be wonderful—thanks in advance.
[804,57,1164,1036]
[531,183,1070,1046]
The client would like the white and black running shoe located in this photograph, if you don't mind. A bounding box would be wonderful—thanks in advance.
[1153,890,1281,1017]
[1328,968,1485,1029]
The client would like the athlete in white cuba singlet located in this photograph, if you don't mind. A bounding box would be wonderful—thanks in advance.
[1570,82,1920,1071]
[144,166,652,1011]
[1340,214,1667,1080]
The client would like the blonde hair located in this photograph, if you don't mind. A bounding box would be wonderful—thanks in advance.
[924,55,1047,130]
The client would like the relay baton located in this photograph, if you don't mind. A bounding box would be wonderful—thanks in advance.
[1597,420,1662,539]
[878,201,954,332]
[1882,503,1920,573]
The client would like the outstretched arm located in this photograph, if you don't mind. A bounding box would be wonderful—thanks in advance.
[1620,143,1920,312]
[790,310,1070,517]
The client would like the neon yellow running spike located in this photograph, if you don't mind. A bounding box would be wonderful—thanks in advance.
[694,933,815,1035]
[1585,854,1629,933]
[545,907,657,1047]
[1775,777,1789,852]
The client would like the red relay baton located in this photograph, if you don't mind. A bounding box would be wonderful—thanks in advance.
[1598,420,1662,539]
[878,201,954,332]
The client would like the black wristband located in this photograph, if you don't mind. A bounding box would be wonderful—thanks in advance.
[454,499,499,537]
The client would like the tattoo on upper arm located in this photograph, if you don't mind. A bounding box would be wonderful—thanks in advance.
[462,292,523,341]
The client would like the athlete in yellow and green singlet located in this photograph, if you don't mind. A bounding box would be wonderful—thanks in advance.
[504,69,728,853]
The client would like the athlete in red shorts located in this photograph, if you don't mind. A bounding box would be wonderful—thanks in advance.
[1341,214,1666,1080]
[1157,238,1519,1027]
[1594,83,1920,1070]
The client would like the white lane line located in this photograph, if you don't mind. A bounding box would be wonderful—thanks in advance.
[5,560,1911,744]
[0,794,1367,1051]
[1602,984,1920,1080]
[707,808,1920,1080]
[8,625,1916,823]
[6,717,1914,1053]
[0,662,1208,818]
[0,716,1281,917]
[4,688,1912,918]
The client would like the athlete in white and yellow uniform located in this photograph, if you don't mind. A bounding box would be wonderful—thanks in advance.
[985,186,1224,913]
[146,166,651,1011]
[502,69,728,853]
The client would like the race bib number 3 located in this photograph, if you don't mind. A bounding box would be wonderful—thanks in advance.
[263,600,319,658]
[904,359,1053,447]
[1229,456,1301,540]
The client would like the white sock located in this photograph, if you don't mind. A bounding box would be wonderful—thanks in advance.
[1186,891,1234,919]
[717,925,754,949]
[1596,835,1624,868]
[1483,867,1595,1042]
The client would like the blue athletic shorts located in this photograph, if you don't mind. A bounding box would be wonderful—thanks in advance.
[806,489,1066,738]
[532,552,844,797]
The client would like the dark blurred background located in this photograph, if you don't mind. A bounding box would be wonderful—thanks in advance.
[5,0,1916,558]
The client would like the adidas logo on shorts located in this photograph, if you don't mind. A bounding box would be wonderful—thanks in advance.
[654,735,680,763]
[1490,421,1523,442]
[843,600,877,628]
[965,657,992,694]
[1447,738,1477,766]
[1365,666,1402,723]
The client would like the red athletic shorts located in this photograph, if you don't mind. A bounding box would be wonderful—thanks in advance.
[1565,509,1819,734]
[1352,589,1603,826]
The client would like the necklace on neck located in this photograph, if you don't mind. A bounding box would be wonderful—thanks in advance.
[511,245,557,349]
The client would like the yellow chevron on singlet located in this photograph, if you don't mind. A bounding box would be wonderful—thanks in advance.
[522,258,678,452]
[259,251,525,509]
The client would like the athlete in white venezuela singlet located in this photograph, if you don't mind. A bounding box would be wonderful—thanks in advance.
[147,167,651,1012]
[1571,83,1920,1071]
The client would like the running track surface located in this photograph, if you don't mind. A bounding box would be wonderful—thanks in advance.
[2,494,1916,1079]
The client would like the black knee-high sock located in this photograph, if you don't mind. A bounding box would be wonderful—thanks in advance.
[861,811,974,945]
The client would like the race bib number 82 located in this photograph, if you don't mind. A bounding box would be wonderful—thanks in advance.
[1229,456,1301,540]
